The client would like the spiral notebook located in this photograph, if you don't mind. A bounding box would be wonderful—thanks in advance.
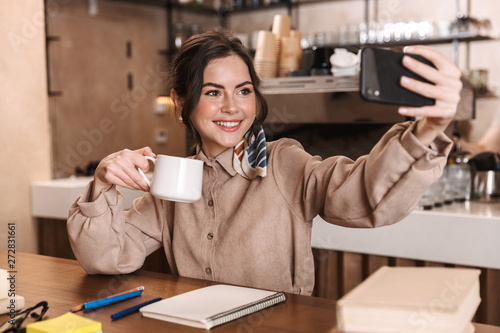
[139,284,286,330]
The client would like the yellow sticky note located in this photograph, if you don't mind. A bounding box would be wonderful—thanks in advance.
[26,312,102,333]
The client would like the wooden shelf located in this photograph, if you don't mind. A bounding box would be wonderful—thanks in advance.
[169,0,291,16]
[309,33,497,51]
[170,2,219,15]
[105,0,167,6]
[261,75,359,95]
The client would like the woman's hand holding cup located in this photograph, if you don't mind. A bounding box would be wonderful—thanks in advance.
[91,146,204,203]
[91,147,156,201]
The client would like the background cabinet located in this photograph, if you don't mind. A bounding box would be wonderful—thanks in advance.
[161,0,495,127]
[164,0,495,59]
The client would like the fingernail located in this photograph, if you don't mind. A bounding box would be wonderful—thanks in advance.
[402,56,413,66]
[399,107,409,114]
[400,76,410,85]
[404,46,414,53]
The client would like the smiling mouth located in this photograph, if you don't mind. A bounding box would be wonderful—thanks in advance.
[214,121,242,128]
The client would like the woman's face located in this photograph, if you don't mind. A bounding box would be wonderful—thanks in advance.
[190,54,256,157]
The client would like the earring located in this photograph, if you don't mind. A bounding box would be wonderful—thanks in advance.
[178,116,184,126]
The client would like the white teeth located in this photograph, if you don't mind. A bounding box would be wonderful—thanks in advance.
[215,121,240,128]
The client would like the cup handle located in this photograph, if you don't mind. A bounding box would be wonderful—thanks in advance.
[137,156,156,187]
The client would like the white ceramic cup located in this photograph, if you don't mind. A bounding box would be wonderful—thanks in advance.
[138,155,204,203]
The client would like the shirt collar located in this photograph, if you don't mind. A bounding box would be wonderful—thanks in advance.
[195,145,238,177]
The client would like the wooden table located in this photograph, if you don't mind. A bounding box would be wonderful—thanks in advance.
[1,252,499,333]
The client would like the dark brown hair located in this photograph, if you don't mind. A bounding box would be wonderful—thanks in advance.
[169,27,268,148]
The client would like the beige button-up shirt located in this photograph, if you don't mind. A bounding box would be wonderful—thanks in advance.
[68,121,451,295]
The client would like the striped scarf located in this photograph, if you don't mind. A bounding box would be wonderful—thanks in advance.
[233,126,267,179]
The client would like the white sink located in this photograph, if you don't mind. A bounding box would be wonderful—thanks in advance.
[31,176,144,219]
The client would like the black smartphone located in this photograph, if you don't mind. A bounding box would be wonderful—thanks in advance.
[360,47,436,107]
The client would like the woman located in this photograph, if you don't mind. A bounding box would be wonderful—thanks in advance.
[68,28,462,295]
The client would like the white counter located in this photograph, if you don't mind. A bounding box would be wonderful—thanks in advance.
[312,201,500,270]
[31,176,144,219]
[32,177,500,269]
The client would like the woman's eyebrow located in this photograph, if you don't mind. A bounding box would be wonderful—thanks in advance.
[203,82,224,89]
[236,81,252,88]
[202,81,252,89]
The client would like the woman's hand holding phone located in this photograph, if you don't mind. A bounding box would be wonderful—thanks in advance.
[398,45,463,146]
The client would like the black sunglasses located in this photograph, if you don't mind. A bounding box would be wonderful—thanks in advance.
[0,301,48,333]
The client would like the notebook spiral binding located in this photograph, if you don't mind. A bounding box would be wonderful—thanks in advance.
[205,292,287,328]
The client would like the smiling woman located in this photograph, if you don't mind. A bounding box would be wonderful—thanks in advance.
[172,55,257,158]
[67,27,462,296]
[169,28,268,156]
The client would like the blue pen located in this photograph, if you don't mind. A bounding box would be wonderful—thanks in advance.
[70,286,145,312]
[111,297,162,320]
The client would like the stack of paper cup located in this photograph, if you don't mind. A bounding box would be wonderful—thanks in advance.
[279,36,302,77]
[254,31,278,78]
[272,15,301,77]
[272,14,291,44]
[272,15,291,36]
[290,30,303,66]
[272,15,291,75]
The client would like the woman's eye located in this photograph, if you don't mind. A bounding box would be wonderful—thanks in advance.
[239,88,253,95]
[205,90,220,97]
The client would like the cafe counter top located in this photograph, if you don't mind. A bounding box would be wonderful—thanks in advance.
[32,177,500,269]
[312,200,500,270]
[31,176,143,219]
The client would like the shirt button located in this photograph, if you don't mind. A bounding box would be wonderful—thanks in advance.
[208,199,214,207]
[205,267,212,275]
[207,232,214,240]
